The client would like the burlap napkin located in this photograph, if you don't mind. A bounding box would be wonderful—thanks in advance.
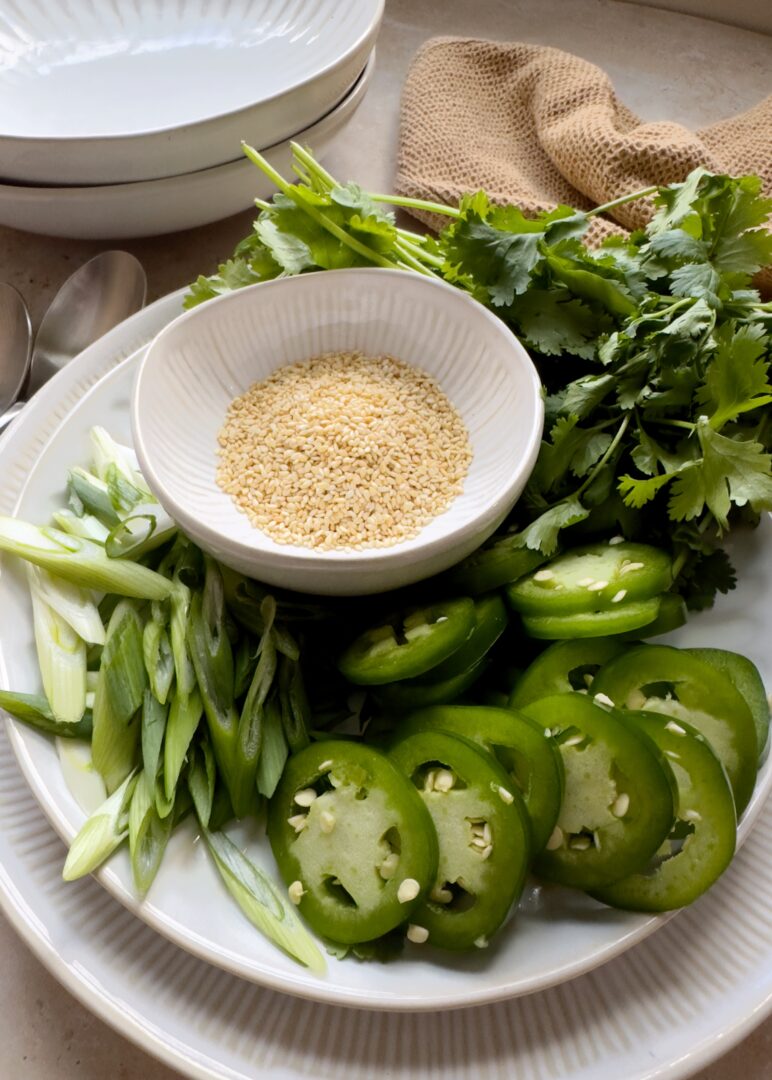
[395,37,772,261]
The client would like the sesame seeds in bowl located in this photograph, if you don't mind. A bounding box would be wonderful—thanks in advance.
[132,268,544,595]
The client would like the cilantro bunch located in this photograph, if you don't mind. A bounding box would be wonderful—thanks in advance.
[187,146,772,609]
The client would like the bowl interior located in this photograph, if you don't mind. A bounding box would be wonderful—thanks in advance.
[133,270,543,568]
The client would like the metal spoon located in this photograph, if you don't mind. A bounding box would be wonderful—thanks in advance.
[24,250,147,400]
[0,283,32,413]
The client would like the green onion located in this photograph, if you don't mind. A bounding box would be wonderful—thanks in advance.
[163,686,203,800]
[141,690,168,782]
[201,827,325,972]
[0,516,175,599]
[188,558,244,812]
[52,509,110,544]
[62,770,137,880]
[142,605,174,705]
[67,467,120,523]
[187,738,216,827]
[28,565,105,645]
[256,696,288,799]
[128,769,174,895]
[234,597,278,813]
[278,654,311,753]
[90,428,151,497]
[91,601,146,792]
[105,507,176,561]
[28,569,87,725]
[0,691,92,739]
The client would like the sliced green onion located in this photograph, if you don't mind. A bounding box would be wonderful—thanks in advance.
[52,509,110,544]
[187,738,216,827]
[202,827,324,972]
[28,565,105,645]
[256,696,288,799]
[0,516,175,599]
[128,769,174,895]
[28,569,87,725]
[142,608,174,705]
[91,601,146,792]
[0,690,92,739]
[278,654,311,753]
[90,427,151,496]
[141,690,168,782]
[62,770,137,880]
[105,507,176,561]
[67,467,120,524]
[163,687,203,800]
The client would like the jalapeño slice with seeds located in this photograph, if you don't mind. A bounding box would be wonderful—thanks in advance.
[685,647,770,758]
[389,730,531,950]
[592,644,758,814]
[267,741,438,945]
[399,705,563,854]
[592,711,736,911]
[521,693,676,891]
[521,597,662,639]
[337,598,476,686]
[510,637,630,709]
[507,542,672,617]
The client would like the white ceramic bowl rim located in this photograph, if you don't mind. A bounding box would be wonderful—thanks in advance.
[2,0,384,144]
[132,268,544,568]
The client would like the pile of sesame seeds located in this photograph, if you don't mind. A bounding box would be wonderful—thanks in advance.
[217,351,473,551]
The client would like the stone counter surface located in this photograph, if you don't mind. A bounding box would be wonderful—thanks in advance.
[0,1,770,1076]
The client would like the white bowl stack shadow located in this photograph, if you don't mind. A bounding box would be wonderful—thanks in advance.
[0,0,383,238]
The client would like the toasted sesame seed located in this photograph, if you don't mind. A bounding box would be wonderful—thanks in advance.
[406,924,429,944]
[611,793,630,817]
[611,589,627,603]
[319,810,336,834]
[294,788,317,807]
[397,878,421,903]
[288,880,305,905]
[497,786,514,804]
[216,351,473,550]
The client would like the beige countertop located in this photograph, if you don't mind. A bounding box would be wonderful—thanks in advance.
[0,1,770,1076]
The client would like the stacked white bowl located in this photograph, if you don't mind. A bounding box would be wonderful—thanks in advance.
[0,0,383,238]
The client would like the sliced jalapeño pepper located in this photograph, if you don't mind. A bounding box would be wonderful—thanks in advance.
[592,711,736,911]
[592,644,758,814]
[507,542,672,617]
[338,598,475,686]
[521,597,661,639]
[267,741,438,945]
[399,705,563,853]
[522,693,676,890]
[510,637,629,709]
[686,647,770,758]
[446,537,547,595]
[374,595,507,709]
[389,730,531,949]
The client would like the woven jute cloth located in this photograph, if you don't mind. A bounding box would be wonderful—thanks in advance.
[395,37,772,275]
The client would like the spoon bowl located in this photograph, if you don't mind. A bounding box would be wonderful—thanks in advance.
[25,251,146,399]
[0,284,32,412]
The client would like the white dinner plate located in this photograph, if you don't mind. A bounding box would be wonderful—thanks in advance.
[0,53,374,239]
[1,288,770,1014]
[0,0,383,185]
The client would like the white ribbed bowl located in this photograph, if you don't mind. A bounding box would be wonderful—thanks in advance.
[132,270,544,595]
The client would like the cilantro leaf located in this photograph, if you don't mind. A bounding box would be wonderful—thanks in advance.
[618,471,675,509]
[442,217,542,306]
[697,419,772,528]
[697,323,772,428]
[509,289,599,358]
[516,497,589,555]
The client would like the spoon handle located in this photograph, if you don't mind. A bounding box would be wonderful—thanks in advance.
[0,400,24,434]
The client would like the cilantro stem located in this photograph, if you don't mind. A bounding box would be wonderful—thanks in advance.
[290,143,337,191]
[586,186,658,219]
[394,237,444,271]
[242,143,419,275]
[652,419,696,432]
[576,414,631,498]
[368,193,461,219]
